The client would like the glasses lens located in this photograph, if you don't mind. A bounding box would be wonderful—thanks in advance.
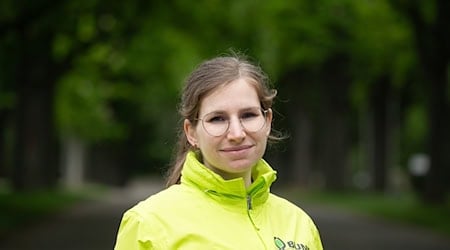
[241,109,266,132]
[201,114,229,136]
[200,109,267,136]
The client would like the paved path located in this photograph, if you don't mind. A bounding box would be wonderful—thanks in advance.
[303,203,450,250]
[0,177,449,250]
[0,178,165,250]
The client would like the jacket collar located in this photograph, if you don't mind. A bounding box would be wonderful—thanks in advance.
[180,151,277,208]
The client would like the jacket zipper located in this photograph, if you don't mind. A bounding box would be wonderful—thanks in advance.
[246,195,268,249]
[247,195,253,210]
[246,195,257,229]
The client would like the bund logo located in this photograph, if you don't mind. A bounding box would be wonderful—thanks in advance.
[274,236,310,250]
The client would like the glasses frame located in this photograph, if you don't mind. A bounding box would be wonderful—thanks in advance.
[196,108,269,137]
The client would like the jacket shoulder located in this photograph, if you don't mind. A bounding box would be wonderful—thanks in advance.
[115,185,198,249]
[130,184,195,215]
[266,193,315,221]
[266,193,323,249]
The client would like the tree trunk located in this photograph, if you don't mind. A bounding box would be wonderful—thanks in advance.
[288,106,313,187]
[12,28,59,190]
[0,110,8,178]
[61,136,86,189]
[407,0,450,203]
[370,78,389,192]
[276,69,316,188]
[319,110,350,190]
[320,54,351,190]
[425,71,449,203]
[13,86,59,190]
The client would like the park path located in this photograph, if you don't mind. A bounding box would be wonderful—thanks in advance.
[0,177,449,250]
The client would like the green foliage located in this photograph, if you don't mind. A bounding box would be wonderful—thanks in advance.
[350,0,415,87]
[403,104,428,155]
[55,73,128,142]
[0,92,14,110]
[52,0,426,173]
[2,0,437,183]
[55,40,131,142]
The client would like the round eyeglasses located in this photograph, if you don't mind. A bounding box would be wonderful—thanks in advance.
[196,108,268,137]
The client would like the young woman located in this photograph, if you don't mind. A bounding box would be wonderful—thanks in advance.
[114,55,323,249]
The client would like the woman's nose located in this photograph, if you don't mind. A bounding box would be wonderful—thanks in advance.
[227,117,246,139]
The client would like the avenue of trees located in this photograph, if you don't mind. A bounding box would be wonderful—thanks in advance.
[0,0,448,204]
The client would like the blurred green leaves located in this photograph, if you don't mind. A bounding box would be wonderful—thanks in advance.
[52,0,423,168]
[55,73,128,142]
[3,0,444,186]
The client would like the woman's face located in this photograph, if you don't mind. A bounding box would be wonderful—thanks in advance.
[184,78,272,181]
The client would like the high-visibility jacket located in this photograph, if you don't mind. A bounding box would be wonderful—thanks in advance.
[114,151,323,250]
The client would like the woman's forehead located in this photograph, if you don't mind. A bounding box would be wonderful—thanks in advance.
[198,78,260,115]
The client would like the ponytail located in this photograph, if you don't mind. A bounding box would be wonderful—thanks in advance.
[165,131,192,187]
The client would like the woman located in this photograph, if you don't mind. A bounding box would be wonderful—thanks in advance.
[114,54,323,249]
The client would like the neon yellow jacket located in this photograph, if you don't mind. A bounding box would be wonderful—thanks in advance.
[114,151,323,250]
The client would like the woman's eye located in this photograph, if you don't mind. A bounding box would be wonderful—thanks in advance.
[207,116,227,123]
[241,112,259,119]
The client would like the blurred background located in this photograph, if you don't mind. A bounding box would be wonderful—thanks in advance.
[0,0,449,248]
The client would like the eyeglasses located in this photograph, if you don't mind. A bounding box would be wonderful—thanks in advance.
[196,108,268,137]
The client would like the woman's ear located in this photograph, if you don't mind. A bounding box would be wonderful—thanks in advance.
[184,119,198,147]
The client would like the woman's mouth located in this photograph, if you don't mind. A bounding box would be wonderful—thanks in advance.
[220,145,253,156]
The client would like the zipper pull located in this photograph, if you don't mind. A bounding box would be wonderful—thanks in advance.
[247,195,252,210]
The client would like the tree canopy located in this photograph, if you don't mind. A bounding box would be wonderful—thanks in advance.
[0,0,448,203]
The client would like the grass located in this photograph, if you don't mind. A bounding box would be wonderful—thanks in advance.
[282,189,450,236]
[0,186,103,239]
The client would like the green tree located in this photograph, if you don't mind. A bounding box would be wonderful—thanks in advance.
[0,0,152,190]
[390,0,450,203]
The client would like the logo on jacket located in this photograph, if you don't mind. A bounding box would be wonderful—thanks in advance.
[274,236,309,250]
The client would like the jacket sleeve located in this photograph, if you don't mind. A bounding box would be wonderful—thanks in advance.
[114,210,162,250]
[311,221,324,250]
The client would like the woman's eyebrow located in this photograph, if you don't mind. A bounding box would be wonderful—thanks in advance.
[203,106,260,116]
[240,106,261,112]
[203,110,227,116]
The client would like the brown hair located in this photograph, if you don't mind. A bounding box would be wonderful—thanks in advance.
[165,54,280,187]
